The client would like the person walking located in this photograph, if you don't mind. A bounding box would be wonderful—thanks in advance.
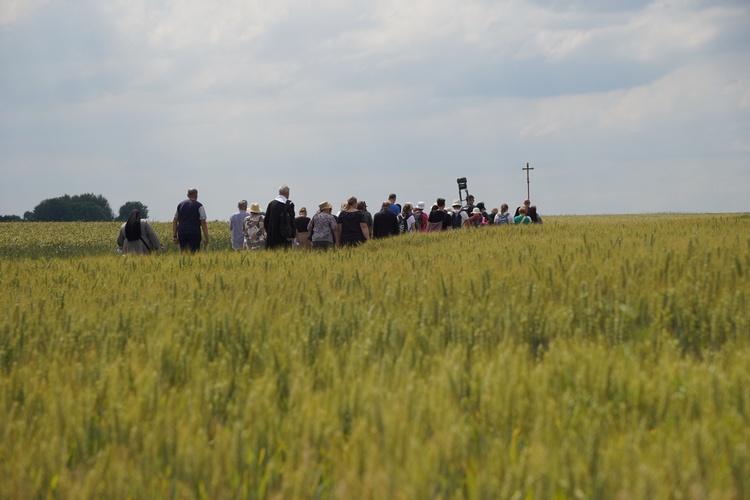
[264,184,296,249]
[514,206,532,225]
[427,198,452,232]
[451,199,469,229]
[308,201,339,250]
[229,200,250,250]
[357,200,373,239]
[469,207,487,227]
[117,209,161,255]
[398,203,416,233]
[295,207,312,250]
[373,201,400,238]
[337,196,369,246]
[388,193,401,215]
[172,188,209,252]
[494,204,514,225]
[243,202,266,250]
[413,201,428,232]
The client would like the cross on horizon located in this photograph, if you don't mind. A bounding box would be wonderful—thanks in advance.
[522,162,534,201]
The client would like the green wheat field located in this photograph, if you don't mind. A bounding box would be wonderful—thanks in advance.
[1,214,749,498]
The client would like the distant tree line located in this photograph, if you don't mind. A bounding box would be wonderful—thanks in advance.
[1,194,148,222]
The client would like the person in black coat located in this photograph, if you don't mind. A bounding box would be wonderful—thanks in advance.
[264,184,296,249]
[372,201,400,238]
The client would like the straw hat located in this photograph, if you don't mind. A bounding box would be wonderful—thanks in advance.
[318,201,333,211]
[250,202,262,214]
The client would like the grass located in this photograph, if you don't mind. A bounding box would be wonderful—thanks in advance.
[0,214,748,498]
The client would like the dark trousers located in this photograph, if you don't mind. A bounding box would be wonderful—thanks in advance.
[312,241,333,251]
[178,233,202,252]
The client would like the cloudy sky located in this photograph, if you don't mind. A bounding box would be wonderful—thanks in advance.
[1,0,748,220]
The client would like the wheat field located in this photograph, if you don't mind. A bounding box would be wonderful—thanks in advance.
[1,214,748,498]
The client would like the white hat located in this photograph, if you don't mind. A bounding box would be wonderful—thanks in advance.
[472,207,481,214]
[452,199,461,207]
[416,201,425,210]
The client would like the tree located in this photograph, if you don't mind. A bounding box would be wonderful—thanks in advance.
[0,215,22,222]
[71,194,114,220]
[30,193,115,222]
[117,201,149,221]
[33,196,71,221]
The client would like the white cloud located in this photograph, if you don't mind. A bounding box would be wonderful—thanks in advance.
[0,0,49,26]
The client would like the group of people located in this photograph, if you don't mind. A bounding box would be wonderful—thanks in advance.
[116,186,542,255]
[227,188,542,252]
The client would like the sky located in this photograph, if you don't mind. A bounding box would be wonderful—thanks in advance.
[1,0,748,220]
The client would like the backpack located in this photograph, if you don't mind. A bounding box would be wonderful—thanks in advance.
[279,201,294,239]
[413,212,424,232]
[397,213,408,233]
[451,211,463,229]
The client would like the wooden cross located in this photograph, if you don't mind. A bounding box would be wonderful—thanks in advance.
[522,162,534,201]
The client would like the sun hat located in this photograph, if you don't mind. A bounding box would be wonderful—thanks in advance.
[250,202,262,214]
[318,201,333,211]
[416,201,425,210]
[452,199,461,207]
[472,207,481,214]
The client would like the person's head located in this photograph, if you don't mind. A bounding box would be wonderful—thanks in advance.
[127,209,142,225]
[476,202,485,211]
[467,194,474,203]
[250,202,262,214]
[388,193,397,203]
[436,198,446,209]
[501,203,509,213]
[279,184,290,197]
[491,207,498,215]
[381,201,391,211]
[347,196,358,208]
[357,200,367,211]
[524,199,531,208]
[238,199,248,210]
[299,207,307,216]
[452,200,461,211]
[415,201,425,213]
[187,188,198,199]
[318,201,333,213]
[402,203,413,215]
[472,207,481,215]
[519,206,527,214]
[125,209,143,241]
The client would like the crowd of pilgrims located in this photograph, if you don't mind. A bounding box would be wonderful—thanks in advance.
[232,191,543,251]
[116,187,543,255]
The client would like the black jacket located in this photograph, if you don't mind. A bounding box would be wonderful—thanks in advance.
[264,198,296,249]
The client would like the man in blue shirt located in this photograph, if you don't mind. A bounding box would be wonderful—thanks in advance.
[388,193,401,215]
